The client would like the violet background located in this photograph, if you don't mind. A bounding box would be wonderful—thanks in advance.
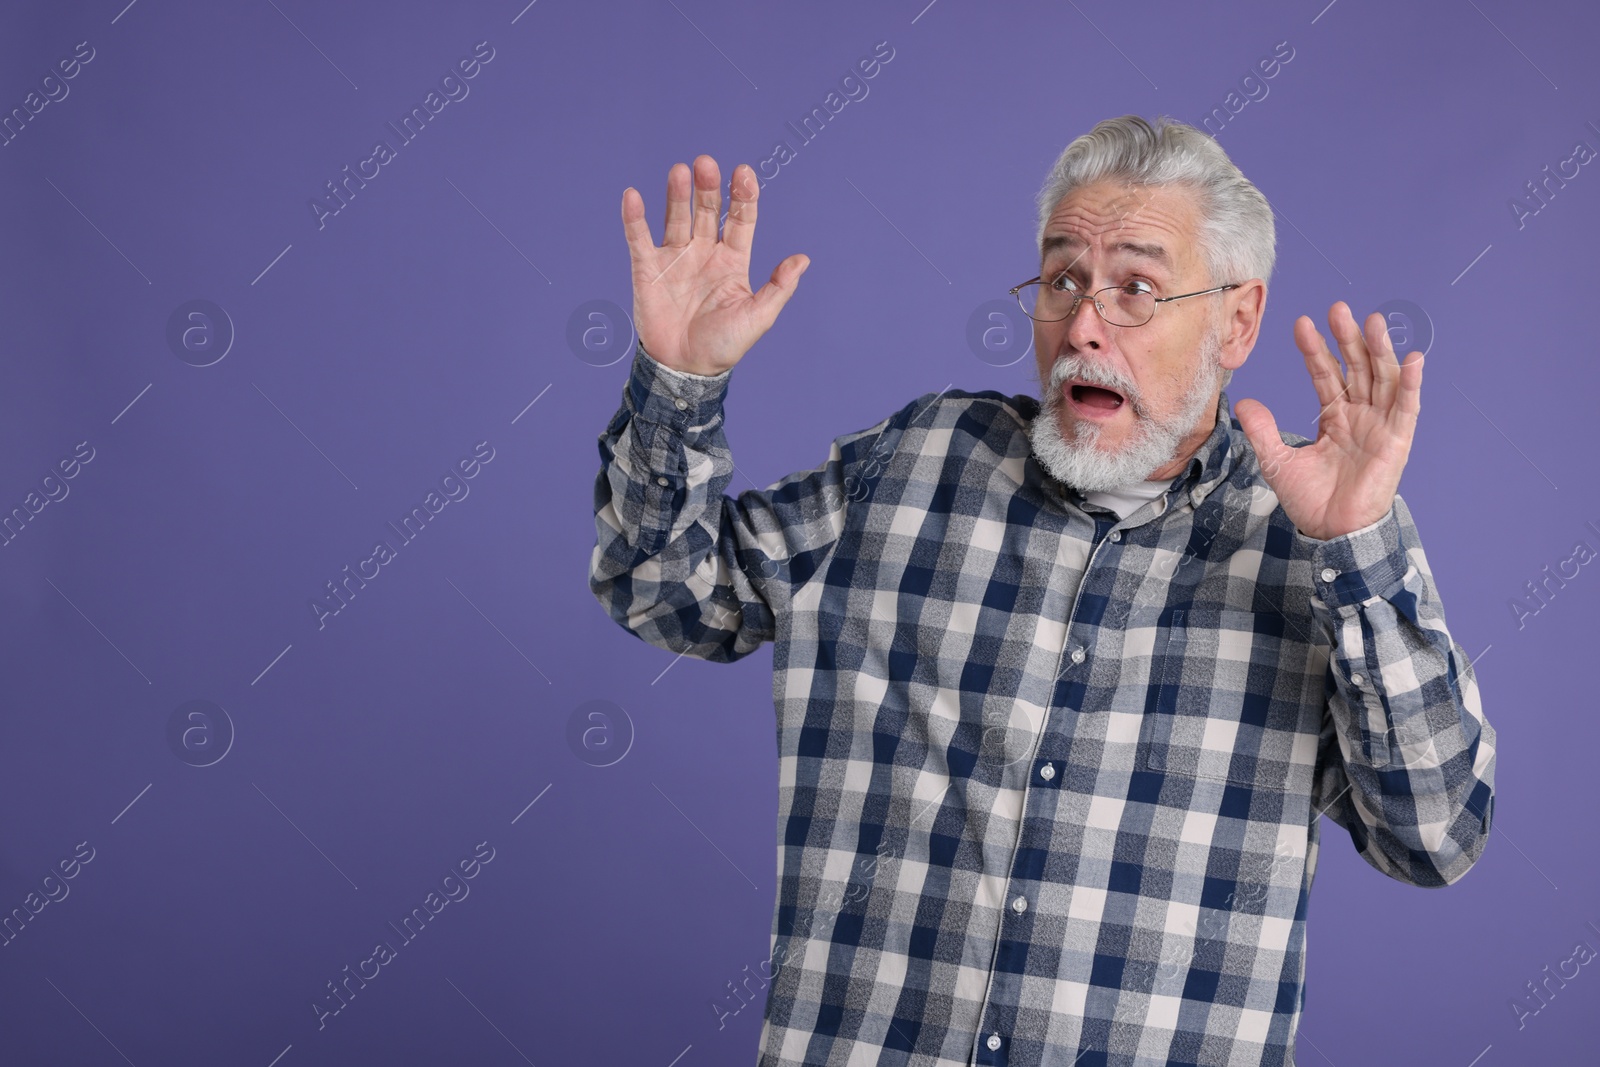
[1,1,1596,1064]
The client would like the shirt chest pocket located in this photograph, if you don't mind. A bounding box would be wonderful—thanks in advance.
[1135,608,1298,788]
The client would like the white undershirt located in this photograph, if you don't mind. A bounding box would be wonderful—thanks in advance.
[1081,477,1172,520]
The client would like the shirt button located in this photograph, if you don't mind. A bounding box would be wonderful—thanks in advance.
[1351,673,1365,687]
[1109,530,1121,542]
[1320,567,1338,582]
[1011,895,1028,913]
[1039,763,1055,781]
[986,1034,1002,1051]
[1069,646,1085,664]
[674,397,689,410]
[656,476,670,487]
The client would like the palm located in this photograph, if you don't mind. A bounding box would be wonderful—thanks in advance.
[1234,303,1424,542]
[621,156,809,376]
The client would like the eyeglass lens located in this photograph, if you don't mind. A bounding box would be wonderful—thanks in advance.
[1016,281,1154,327]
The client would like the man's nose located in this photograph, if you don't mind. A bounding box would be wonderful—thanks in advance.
[1064,292,1109,350]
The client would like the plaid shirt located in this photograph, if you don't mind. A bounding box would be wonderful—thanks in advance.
[589,342,1497,1067]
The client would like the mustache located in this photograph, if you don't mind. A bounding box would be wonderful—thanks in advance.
[1045,355,1149,418]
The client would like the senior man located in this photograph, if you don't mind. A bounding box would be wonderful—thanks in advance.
[589,114,1496,1067]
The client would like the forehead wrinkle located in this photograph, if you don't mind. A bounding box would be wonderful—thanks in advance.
[1042,234,1174,272]
[1040,193,1193,280]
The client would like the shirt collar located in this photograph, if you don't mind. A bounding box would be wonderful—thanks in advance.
[1173,387,1243,510]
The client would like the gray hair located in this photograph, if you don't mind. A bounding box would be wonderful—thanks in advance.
[1033,115,1276,388]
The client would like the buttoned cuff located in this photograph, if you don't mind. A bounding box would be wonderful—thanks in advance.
[1298,500,1408,612]
[625,339,730,428]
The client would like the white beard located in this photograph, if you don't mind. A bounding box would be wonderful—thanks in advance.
[1027,320,1224,494]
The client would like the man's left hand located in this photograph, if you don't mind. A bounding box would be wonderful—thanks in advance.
[1234,301,1424,542]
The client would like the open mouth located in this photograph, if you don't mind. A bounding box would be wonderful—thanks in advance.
[1064,379,1127,416]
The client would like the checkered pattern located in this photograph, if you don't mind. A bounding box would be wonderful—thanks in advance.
[589,341,1497,1067]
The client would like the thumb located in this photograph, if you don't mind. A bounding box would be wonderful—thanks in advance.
[1233,397,1292,481]
[752,253,809,322]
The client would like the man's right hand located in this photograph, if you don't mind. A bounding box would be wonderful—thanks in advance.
[621,156,810,377]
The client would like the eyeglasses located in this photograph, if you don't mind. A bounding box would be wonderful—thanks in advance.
[1008,273,1240,327]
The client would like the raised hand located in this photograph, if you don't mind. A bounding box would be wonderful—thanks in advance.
[620,155,810,377]
[1233,301,1424,542]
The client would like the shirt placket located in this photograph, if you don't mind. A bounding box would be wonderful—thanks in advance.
[969,496,1139,1066]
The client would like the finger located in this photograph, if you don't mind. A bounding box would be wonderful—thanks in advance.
[1328,301,1371,405]
[691,155,722,243]
[1365,310,1402,414]
[1232,397,1292,483]
[1292,314,1347,413]
[722,164,759,256]
[1393,347,1423,435]
[620,187,657,265]
[751,253,810,324]
[663,161,692,247]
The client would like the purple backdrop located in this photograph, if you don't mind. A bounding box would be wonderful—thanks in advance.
[2,1,1596,1064]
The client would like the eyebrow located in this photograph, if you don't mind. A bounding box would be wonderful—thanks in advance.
[1041,234,1174,274]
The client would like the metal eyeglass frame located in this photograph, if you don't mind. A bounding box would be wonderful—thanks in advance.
[1008,274,1240,327]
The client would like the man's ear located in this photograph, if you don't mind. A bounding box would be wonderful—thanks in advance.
[1219,279,1266,372]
